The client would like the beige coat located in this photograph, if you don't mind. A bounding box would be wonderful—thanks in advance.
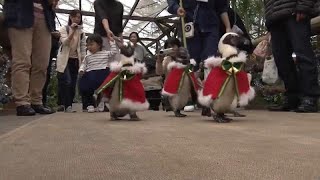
[56,26,86,73]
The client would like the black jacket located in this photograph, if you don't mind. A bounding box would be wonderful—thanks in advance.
[3,0,55,31]
[264,0,316,28]
[93,0,124,37]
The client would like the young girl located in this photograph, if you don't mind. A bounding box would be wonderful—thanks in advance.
[78,34,119,113]
[56,9,86,113]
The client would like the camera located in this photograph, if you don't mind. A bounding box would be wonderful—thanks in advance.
[159,48,174,55]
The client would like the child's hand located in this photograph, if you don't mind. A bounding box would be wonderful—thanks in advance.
[79,70,85,76]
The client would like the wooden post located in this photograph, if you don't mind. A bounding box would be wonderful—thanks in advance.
[179,0,187,48]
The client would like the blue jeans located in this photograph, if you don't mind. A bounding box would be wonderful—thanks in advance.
[57,58,79,108]
[79,68,110,109]
[187,26,219,71]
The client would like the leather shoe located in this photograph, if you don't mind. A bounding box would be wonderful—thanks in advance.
[31,104,55,114]
[16,105,36,116]
[268,95,299,112]
[295,97,318,113]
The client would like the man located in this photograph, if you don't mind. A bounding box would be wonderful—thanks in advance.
[4,0,58,116]
[265,0,320,112]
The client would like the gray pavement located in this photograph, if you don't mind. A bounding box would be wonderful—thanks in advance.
[0,109,319,180]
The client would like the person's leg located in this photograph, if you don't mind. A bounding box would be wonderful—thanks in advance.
[42,53,53,106]
[57,64,73,110]
[29,17,54,114]
[8,27,35,115]
[69,59,79,103]
[286,17,320,112]
[268,20,300,111]
[187,27,202,70]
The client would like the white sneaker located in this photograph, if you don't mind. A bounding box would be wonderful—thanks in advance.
[87,105,95,113]
[97,101,105,112]
[65,106,76,113]
[184,105,195,112]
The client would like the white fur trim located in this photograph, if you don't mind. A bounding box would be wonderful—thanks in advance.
[161,89,176,97]
[204,56,224,68]
[190,59,196,65]
[110,62,122,72]
[167,61,186,71]
[129,62,148,75]
[119,99,149,111]
[197,90,213,107]
[227,51,247,63]
[238,87,255,107]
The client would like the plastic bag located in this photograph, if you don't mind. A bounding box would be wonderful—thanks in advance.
[262,56,279,84]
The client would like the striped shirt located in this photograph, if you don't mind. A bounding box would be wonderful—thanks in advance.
[79,41,118,72]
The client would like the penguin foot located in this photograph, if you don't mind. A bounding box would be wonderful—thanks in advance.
[174,110,187,117]
[232,111,246,117]
[110,112,121,121]
[201,107,212,117]
[213,113,233,123]
[129,112,141,121]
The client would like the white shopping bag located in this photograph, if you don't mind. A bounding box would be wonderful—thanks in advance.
[262,56,279,84]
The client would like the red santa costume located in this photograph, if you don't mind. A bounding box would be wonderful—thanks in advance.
[96,57,149,111]
[198,51,255,108]
[162,59,200,96]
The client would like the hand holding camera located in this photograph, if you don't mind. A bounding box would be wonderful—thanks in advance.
[71,23,79,30]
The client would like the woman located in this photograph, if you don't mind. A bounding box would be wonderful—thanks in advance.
[56,9,86,112]
[129,32,148,62]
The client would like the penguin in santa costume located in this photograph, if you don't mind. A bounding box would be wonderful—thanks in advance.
[96,44,149,121]
[198,32,255,123]
[162,47,200,117]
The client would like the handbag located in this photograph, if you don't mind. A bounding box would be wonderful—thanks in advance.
[262,55,279,84]
[253,40,269,58]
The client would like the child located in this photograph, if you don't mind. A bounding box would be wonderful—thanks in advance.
[78,34,119,113]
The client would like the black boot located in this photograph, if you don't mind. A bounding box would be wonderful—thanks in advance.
[295,96,318,113]
[129,112,141,121]
[174,110,187,117]
[16,105,36,116]
[31,104,55,114]
[268,95,299,112]
[213,113,233,123]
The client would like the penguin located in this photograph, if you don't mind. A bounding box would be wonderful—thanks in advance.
[198,32,255,123]
[96,43,149,121]
[162,47,200,117]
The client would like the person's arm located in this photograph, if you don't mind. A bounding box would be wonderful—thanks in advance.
[79,32,87,61]
[216,0,231,32]
[59,25,78,45]
[79,56,87,74]
[103,41,118,61]
[167,0,180,15]
[94,0,114,40]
